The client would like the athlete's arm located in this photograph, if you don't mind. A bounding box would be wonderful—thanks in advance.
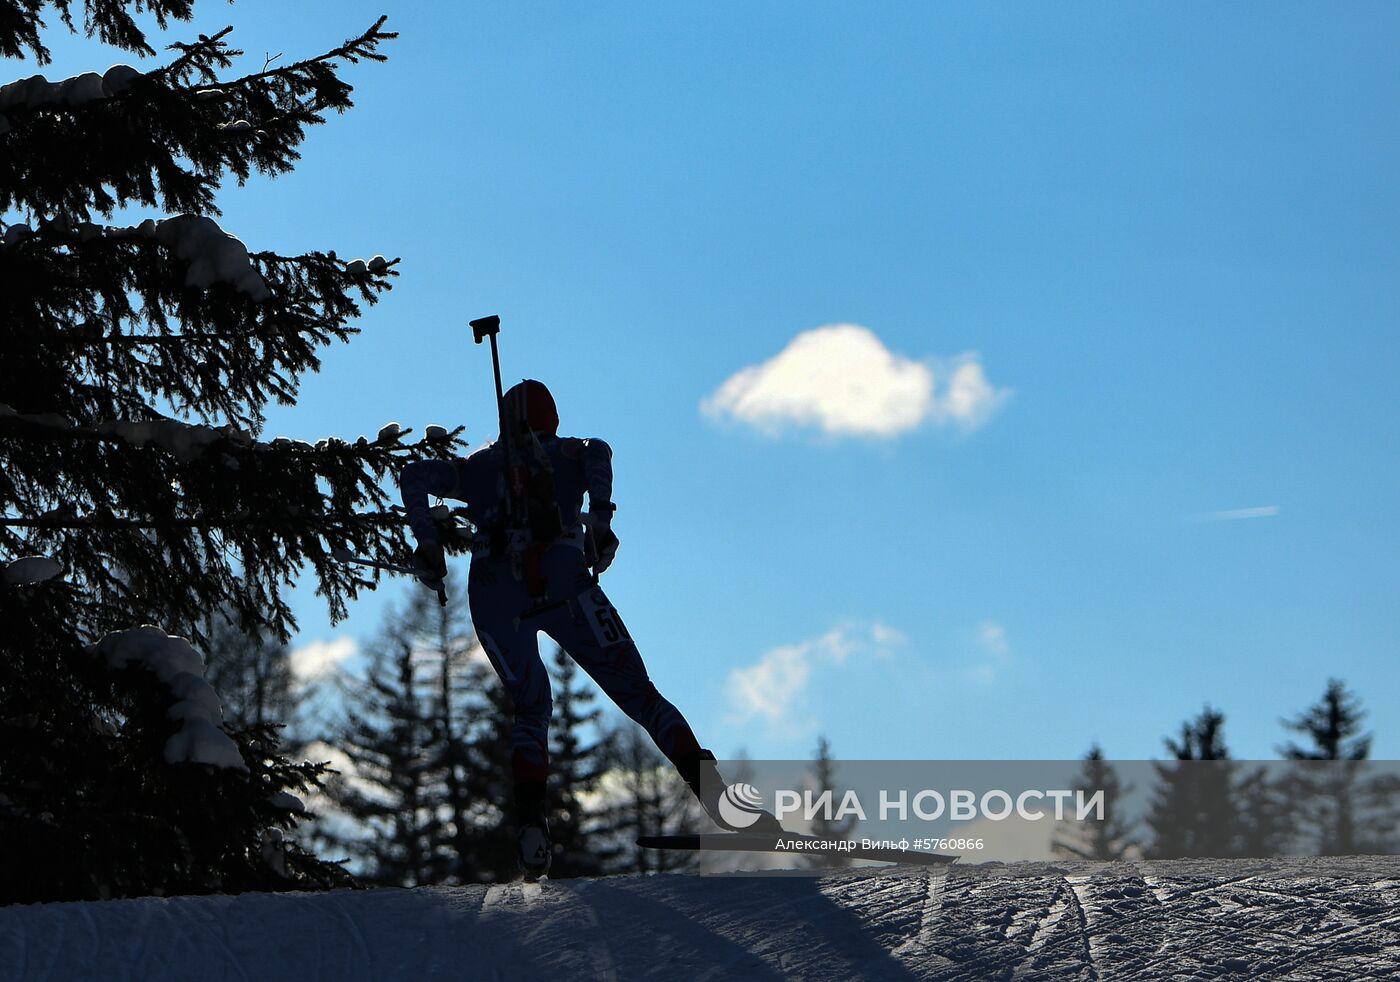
[580,438,615,513]
[399,459,459,547]
[580,439,619,573]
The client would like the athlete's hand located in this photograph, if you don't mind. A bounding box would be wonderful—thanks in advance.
[585,512,619,575]
[413,541,447,585]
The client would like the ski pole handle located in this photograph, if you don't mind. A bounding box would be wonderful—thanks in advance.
[470,315,500,343]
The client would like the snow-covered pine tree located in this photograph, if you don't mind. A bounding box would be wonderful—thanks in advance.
[1280,680,1397,855]
[546,643,615,877]
[0,573,347,903]
[1051,744,1137,861]
[1,4,461,902]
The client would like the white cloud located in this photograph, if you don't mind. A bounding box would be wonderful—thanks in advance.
[965,620,1012,685]
[289,636,358,680]
[977,621,1010,657]
[727,644,812,725]
[701,324,1010,439]
[1198,505,1281,522]
[725,621,904,730]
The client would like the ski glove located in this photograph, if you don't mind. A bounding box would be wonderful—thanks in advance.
[413,541,447,586]
[584,511,619,575]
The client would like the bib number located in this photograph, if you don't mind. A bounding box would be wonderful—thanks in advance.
[579,587,631,647]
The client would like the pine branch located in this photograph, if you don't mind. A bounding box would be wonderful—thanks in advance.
[154,25,238,84]
[176,17,396,92]
[0,1,196,64]
[0,18,398,220]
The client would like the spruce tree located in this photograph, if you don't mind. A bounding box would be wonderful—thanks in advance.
[1,4,457,901]
[804,735,857,868]
[203,609,300,736]
[1052,744,1137,861]
[1,575,348,902]
[323,620,447,887]
[317,577,538,884]
[1232,765,1294,858]
[421,585,476,884]
[603,722,701,873]
[1280,680,1396,855]
[460,645,518,882]
[1145,706,1240,859]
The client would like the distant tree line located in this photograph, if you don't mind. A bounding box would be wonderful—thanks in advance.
[1054,681,1399,861]
[211,596,1398,877]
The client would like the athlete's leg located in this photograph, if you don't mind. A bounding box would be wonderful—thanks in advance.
[539,566,701,769]
[538,550,782,831]
[467,558,552,811]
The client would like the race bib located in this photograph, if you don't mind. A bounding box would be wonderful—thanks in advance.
[578,587,632,647]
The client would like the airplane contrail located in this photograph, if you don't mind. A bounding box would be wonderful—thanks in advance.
[1199,505,1282,522]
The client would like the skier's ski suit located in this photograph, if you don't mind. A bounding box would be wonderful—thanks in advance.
[399,422,703,794]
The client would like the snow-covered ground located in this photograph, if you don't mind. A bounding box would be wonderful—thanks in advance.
[2,858,1396,980]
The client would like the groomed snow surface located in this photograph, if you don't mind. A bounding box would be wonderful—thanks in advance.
[2,858,1396,980]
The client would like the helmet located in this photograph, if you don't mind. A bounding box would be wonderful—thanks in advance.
[503,379,559,436]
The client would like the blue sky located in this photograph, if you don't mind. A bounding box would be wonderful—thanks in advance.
[30,2,1399,759]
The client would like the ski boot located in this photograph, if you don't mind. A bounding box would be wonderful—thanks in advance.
[515,781,552,881]
[680,748,785,834]
[518,820,552,880]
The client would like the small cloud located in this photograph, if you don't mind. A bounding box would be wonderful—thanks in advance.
[871,621,907,649]
[725,621,905,730]
[289,636,358,680]
[965,621,1012,685]
[1197,505,1281,522]
[701,324,1009,439]
[727,643,812,725]
[977,621,1010,657]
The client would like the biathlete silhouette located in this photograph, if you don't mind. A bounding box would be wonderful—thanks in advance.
[399,315,776,879]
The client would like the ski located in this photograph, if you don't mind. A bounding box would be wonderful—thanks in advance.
[637,831,958,867]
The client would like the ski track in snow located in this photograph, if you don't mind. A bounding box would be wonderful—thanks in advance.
[0,858,1396,980]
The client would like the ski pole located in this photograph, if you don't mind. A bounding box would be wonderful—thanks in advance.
[331,547,446,606]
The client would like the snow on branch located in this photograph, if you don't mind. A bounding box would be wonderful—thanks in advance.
[152,215,270,300]
[87,626,247,771]
[2,555,64,585]
[1,213,272,299]
[1,404,446,464]
[0,64,142,114]
[1,19,397,222]
[0,404,252,460]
